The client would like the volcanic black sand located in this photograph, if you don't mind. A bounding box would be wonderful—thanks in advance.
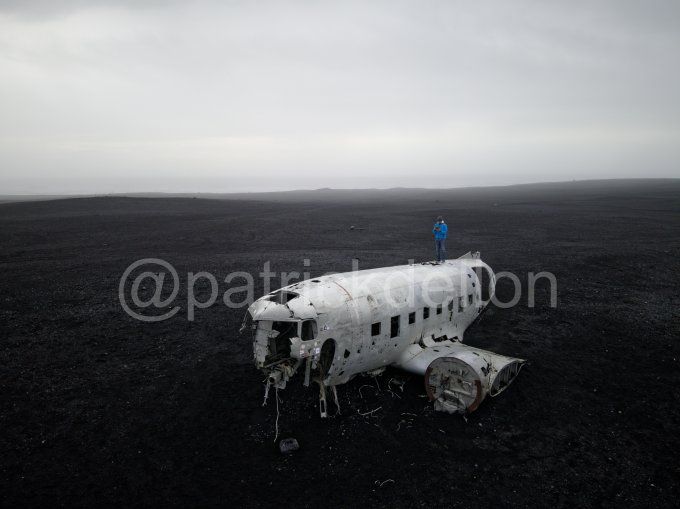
[1,180,679,507]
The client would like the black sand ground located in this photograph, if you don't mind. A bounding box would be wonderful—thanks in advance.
[1,180,679,507]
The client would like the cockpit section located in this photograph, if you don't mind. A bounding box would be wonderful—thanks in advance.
[243,308,325,390]
[252,319,318,366]
[262,321,296,365]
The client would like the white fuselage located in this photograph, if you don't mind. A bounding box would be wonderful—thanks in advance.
[245,254,495,389]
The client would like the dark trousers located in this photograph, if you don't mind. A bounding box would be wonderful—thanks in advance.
[435,239,446,262]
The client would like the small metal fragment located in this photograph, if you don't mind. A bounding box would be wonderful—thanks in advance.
[278,437,299,454]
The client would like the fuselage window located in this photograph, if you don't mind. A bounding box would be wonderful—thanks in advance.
[423,307,430,319]
[408,312,416,324]
[371,322,381,336]
[300,320,317,341]
[390,316,400,338]
[468,294,474,305]
[458,297,464,312]
[436,304,442,315]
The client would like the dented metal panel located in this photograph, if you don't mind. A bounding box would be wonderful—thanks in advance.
[398,342,524,413]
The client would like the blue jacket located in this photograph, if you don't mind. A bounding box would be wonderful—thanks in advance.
[433,221,447,240]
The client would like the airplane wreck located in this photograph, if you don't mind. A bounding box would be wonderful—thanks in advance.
[241,253,524,416]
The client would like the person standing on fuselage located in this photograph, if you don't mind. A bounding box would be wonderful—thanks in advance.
[432,216,447,262]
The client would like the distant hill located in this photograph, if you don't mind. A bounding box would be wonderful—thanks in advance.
[0,194,72,204]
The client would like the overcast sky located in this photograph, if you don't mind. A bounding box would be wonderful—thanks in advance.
[0,0,678,193]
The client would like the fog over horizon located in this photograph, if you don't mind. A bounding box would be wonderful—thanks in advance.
[1,0,679,194]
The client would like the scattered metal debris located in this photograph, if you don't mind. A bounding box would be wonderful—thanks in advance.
[262,381,270,407]
[278,437,299,454]
[358,384,377,399]
[274,387,280,441]
[376,479,395,487]
[388,377,406,392]
[357,406,382,416]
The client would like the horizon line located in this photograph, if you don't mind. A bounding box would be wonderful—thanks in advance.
[1,177,679,199]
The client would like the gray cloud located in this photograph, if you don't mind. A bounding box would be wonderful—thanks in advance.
[0,0,678,193]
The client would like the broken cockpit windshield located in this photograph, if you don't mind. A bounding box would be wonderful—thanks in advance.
[266,291,299,304]
[253,319,318,367]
